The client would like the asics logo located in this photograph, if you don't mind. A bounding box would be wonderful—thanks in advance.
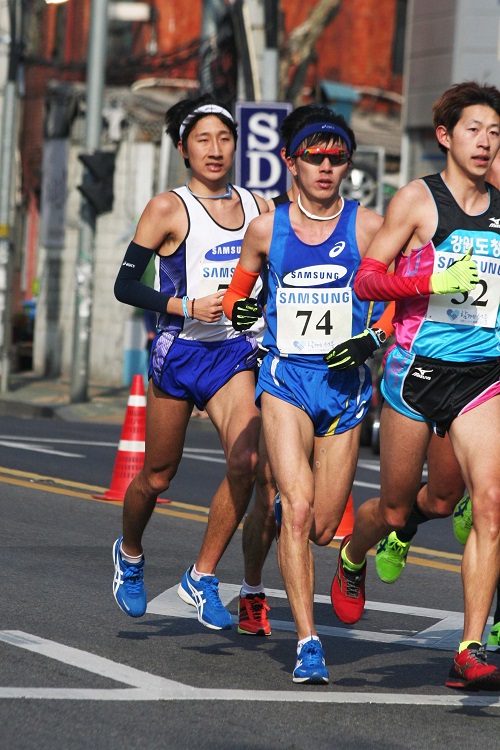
[329,241,345,258]
[489,217,500,228]
[412,367,433,381]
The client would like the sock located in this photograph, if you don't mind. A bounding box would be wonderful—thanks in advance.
[240,580,265,597]
[458,640,481,653]
[341,542,366,572]
[396,497,431,543]
[120,543,143,564]
[191,564,213,581]
[297,634,320,653]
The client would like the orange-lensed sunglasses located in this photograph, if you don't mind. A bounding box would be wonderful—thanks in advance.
[293,147,350,166]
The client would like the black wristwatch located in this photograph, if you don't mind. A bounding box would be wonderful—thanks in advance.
[371,327,387,345]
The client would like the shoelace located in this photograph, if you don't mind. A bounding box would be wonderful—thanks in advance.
[344,568,363,598]
[202,577,226,609]
[247,596,270,619]
[300,641,323,667]
[122,564,144,593]
[386,538,408,561]
[467,645,488,664]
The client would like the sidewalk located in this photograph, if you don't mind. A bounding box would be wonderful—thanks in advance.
[0,372,132,425]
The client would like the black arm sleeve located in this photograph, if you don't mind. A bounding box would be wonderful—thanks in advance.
[114,240,171,313]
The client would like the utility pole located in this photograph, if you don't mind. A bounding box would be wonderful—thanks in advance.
[0,0,23,393]
[70,0,109,403]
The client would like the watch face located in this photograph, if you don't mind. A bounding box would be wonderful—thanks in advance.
[374,328,387,343]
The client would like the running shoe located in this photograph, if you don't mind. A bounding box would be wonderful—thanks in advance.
[445,643,500,690]
[452,492,472,546]
[177,566,233,630]
[112,537,147,618]
[331,535,366,624]
[487,622,500,650]
[238,593,271,636]
[375,531,412,584]
[292,637,329,684]
[274,492,282,541]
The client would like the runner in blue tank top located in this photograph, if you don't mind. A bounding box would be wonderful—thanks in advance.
[331,81,500,691]
[223,105,390,684]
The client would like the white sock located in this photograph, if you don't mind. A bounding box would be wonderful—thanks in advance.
[191,564,213,581]
[120,543,143,564]
[297,635,320,653]
[240,580,265,597]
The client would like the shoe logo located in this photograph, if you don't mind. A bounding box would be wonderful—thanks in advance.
[411,367,433,381]
[489,217,500,228]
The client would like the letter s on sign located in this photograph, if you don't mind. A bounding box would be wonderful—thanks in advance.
[248,113,279,151]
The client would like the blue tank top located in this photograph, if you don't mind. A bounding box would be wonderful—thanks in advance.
[263,199,377,363]
[393,173,500,361]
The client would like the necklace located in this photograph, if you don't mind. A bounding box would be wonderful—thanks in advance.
[297,193,344,221]
[186,182,233,200]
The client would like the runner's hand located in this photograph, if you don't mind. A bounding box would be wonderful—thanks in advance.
[324,328,379,370]
[231,297,262,331]
[431,249,478,294]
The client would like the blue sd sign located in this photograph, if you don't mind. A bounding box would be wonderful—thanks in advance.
[235,101,293,201]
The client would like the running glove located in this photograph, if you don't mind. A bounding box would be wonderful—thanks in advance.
[324,328,380,371]
[430,250,478,295]
[231,297,262,331]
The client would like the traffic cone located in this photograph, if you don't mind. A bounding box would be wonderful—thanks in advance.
[334,493,354,539]
[93,374,170,503]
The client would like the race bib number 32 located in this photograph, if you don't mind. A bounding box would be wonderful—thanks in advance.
[276,287,352,354]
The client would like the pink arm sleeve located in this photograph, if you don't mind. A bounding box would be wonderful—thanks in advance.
[354,257,432,301]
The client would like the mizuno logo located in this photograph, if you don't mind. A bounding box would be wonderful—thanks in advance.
[489,217,500,228]
[412,367,433,381]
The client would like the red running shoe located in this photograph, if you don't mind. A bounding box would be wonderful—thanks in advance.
[331,535,366,624]
[238,593,271,636]
[445,643,500,690]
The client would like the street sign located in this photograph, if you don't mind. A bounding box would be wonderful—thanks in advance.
[235,101,292,202]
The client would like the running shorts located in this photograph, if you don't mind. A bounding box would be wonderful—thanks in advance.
[256,355,371,437]
[149,333,259,410]
[381,345,500,437]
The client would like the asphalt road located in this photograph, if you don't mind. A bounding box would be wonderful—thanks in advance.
[1,416,499,750]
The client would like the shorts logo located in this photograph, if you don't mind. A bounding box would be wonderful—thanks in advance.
[489,217,500,228]
[412,367,433,381]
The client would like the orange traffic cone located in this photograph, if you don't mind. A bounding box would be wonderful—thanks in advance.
[93,375,170,503]
[334,493,354,539]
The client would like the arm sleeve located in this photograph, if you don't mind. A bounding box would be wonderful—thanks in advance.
[114,240,171,314]
[372,300,395,338]
[354,257,432,301]
[222,264,261,318]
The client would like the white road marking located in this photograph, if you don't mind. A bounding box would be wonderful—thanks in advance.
[0,440,85,458]
[1,630,500,706]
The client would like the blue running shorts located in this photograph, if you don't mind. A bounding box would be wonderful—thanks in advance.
[149,333,259,410]
[256,355,372,437]
[381,345,500,437]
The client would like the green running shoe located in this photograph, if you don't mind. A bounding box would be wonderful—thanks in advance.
[375,531,412,584]
[487,622,500,650]
[452,492,472,546]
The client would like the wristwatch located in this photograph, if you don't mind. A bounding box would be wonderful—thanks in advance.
[371,327,387,345]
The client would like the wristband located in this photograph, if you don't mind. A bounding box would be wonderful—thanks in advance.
[191,298,195,318]
[182,295,190,319]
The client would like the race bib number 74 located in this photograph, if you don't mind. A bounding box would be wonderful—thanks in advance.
[276,287,352,354]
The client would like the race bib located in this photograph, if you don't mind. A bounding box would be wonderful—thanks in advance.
[426,251,500,329]
[276,287,352,354]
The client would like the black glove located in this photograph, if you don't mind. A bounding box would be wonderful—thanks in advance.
[324,328,380,371]
[231,297,262,331]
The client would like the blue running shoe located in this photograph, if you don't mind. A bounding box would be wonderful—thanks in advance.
[112,537,147,617]
[293,637,329,684]
[177,566,233,630]
[274,492,282,541]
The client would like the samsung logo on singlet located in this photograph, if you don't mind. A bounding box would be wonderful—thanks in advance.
[283,265,347,286]
[204,241,242,261]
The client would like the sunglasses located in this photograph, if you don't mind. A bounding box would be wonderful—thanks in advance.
[293,147,350,166]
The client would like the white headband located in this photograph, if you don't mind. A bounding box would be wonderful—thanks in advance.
[178,104,234,141]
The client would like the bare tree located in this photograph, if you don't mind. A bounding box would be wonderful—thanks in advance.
[280,0,342,104]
